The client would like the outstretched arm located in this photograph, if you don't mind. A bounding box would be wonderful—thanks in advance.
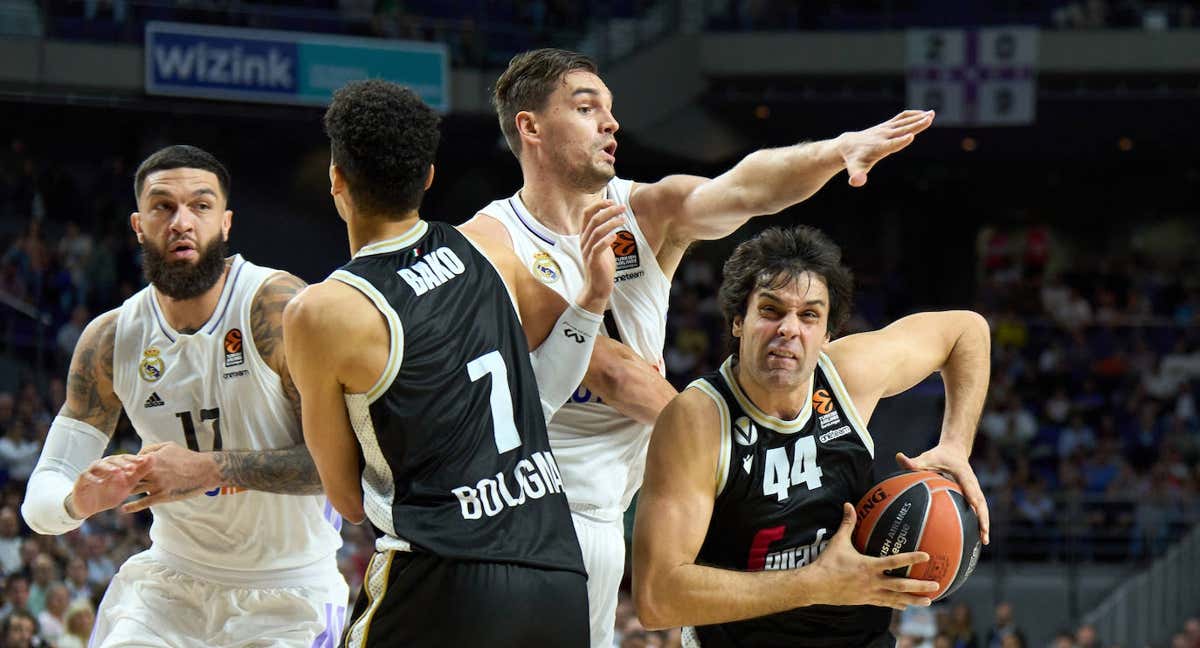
[123,273,324,512]
[632,111,935,262]
[632,390,935,630]
[827,310,992,543]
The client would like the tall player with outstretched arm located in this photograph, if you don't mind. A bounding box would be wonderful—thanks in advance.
[20,145,347,647]
[464,47,942,648]
[284,80,622,647]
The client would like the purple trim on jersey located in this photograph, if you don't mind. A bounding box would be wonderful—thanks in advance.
[507,198,556,246]
[206,258,246,334]
[311,602,347,648]
[149,294,177,343]
[323,498,343,531]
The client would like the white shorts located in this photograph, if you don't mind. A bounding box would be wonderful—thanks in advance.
[572,512,625,648]
[91,550,349,648]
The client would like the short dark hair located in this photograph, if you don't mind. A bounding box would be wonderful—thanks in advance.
[718,225,855,354]
[134,145,231,201]
[323,80,440,218]
[492,48,598,158]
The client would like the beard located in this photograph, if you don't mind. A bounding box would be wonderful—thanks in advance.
[142,232,228,300]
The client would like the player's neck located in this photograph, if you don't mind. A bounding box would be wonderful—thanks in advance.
[518,174,606,236]
[154,261,232,334]
[733,360,813,421]
[347,210,422,256]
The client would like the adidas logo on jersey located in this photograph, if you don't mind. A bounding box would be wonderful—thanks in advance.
[143,392,165,408]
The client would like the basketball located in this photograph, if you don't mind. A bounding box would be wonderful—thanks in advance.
[612,231,637,256]
[852,471,981,601]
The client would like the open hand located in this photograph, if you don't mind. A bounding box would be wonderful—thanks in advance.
[897,445,990,545]
[807,503,939,610]
[837,110,935,187]
[121,442,219,513]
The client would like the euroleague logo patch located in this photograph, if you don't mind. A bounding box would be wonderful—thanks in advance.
[611,231,640,272]
[224,328,244,367]
[812,389,834,415]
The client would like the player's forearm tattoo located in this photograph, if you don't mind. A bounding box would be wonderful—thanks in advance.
[213,446,324,494]
[62,313,121,434]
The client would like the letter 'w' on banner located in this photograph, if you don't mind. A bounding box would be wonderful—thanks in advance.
[145,22,449,111]
[905,27,1038,126]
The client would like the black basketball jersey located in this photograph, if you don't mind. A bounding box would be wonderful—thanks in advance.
[690,354,892,648]
[331,220,584,576]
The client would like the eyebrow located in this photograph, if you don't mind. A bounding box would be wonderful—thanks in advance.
[145,187,218,200]
[758,291,827,307]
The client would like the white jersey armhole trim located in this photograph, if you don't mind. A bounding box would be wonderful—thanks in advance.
[687,379,732,497]
[607,177,671,291]
[817,352,875,458]
[110,305,133,403]
[241,269,291,403]
[329,270,405,404]
[460,234,523,324]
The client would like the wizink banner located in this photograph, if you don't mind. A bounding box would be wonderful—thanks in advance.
[145,22,449,111]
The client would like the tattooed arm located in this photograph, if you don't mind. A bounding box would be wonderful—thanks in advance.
[123,273,323,512]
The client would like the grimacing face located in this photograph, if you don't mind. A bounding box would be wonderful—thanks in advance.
[131,168,232,300]
[529,70,619,192]
[732,272,830,392]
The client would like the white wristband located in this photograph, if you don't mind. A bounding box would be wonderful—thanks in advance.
[529,301,604,421]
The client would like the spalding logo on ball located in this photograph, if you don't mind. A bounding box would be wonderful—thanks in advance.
[852,470,982,601]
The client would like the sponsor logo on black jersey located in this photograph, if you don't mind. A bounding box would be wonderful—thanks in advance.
[819,425,852,444]
[818,410,842,429]
[734,416,758,446]
[611,230,640,272]
[812,389,834,415]
[139,347,165,383]
[223,328,244,367]
[143,392,165,408]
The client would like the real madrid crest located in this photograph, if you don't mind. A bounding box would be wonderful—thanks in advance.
[139,347,165,382]
[531,252,561,284]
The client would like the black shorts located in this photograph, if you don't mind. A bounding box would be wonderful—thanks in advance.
[342,551,589,648]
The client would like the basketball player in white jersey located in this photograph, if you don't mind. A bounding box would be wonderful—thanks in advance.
[462,48,944,647]
[20,145,347,647]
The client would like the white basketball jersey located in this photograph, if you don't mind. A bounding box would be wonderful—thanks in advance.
[478,178,670,519]
[112,255,342,580]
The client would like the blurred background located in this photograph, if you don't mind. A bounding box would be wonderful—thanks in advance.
[2,1,1200,647]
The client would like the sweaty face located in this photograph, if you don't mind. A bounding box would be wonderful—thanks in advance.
[733,272,830,391]
[537,70,619,192]
[134,168,231,300]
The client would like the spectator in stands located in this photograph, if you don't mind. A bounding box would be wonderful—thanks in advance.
[55,305,88,369]
[63,557,89,604]
[1,608,39,648]
[81,534,115,588]
[25,554,56,616]
[57,599,94,648]
[0,420,40,484]
[0,573,31,618]
[0,508,22,574]
[1058,414,1096,459]
[943,602,979,648]
[1050,630,1075,647]
[1170,632,1188,648]
[984,602,1025,648]
[1074,623,1101,648]
[35,583,67,645]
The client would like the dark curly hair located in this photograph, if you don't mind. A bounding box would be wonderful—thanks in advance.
[134,145,231,201]
[323,80,440,218]
[492,48,597,159]
[718,225,855,355]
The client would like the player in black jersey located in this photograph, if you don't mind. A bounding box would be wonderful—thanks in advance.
[632,226,992,648]
[283,80,627,647]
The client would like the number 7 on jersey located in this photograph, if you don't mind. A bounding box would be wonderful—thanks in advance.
[467,350,522,453]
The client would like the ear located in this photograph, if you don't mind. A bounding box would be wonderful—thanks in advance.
[130,212,143,244]
[424,164,435,190]
[731,314,743,339]
[221,209,233,242]
[515,110,539,147]
[329,162,344,198]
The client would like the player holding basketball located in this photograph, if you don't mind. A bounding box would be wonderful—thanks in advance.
[284,80,623,647]
[20,145,348,647]
[463,48,938,648]
[632,226,991,647]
